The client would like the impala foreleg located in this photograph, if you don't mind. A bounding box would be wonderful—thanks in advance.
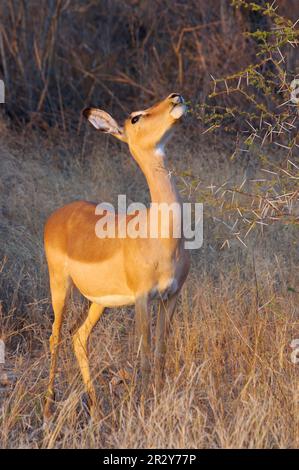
[73,302,105,416]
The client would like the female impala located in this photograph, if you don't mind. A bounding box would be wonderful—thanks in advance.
[44,93,190,420]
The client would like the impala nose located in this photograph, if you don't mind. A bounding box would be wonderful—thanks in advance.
[169,93,184,104]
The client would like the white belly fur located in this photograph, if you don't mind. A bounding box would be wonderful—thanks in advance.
[84,294,135,307]
[84,278,178,307]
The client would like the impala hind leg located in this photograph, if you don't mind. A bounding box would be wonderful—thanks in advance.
[44,271,69,421]
[73,302,105,417]
[135,295,151,393]
[154,292,179,392]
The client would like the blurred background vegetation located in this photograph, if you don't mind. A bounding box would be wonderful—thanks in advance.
[0,0,297,130]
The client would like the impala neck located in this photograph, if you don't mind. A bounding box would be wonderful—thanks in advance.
[130,146,180,206]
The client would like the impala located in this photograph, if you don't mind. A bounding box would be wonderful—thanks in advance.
[44,93,190,420]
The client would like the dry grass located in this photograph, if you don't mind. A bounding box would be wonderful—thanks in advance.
[0,126,298,448]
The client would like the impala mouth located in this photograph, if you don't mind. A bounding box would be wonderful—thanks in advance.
[170,101,186,120]
[169,94,186,119]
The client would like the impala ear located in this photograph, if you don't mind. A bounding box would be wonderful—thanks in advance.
[83,107,127,142]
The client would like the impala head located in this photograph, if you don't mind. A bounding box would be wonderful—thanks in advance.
[83,93,186,153]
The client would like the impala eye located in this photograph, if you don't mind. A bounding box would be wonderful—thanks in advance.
[131,115,141,124]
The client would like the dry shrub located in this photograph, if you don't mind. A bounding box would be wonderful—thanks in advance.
[0,0,297,130]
